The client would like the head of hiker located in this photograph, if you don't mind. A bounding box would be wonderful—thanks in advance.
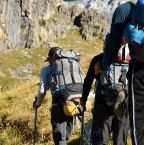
[44,47,59,64]
[124,0,144,50]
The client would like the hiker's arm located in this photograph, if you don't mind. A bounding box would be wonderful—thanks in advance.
[36,93,46,108]
[35,66,51,108]
[100,2,133,71]
[82,54,103,104]
[82,65,94,104]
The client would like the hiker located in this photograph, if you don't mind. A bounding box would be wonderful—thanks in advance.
[95,0,144,145]
[81,51,130,145]
[33,47,84,145]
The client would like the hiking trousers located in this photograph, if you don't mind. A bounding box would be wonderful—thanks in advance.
[91,103,129,145]
[128,60,144,145]
[51,103,74,145]
[91,82,129,145]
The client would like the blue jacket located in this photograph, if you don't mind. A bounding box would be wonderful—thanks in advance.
[36,65,55,107]
[38,65,59,96]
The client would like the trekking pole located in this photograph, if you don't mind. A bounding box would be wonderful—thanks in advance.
[112,63,116,89]
[89,80,99,145]
[80,106,85,145]
[33,97,37,145]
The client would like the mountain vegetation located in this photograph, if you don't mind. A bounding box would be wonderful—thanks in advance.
[0,29,104,145]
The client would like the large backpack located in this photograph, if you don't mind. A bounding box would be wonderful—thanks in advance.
[100,38,130,119]
[51,48,84,104]
[107,38,130,90]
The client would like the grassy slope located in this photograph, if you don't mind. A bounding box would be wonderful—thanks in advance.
[0,29,103,145]
[0,29,132,145]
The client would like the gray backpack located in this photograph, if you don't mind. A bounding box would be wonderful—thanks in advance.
[51,49,84,103]
[100,43,130,106]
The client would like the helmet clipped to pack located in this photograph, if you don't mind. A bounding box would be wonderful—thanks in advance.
[63,100,82,117]
[124,0,144,46]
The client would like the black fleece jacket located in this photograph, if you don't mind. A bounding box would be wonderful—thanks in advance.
[100,2,135,70]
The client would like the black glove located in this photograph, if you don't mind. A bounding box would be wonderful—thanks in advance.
[80,98,86,111]
[104,86,118,106]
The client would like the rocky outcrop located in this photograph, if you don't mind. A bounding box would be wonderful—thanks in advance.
[0,0,64,49]
[64,0,137,23]
[79,10,106,40]
[9,64,35,82]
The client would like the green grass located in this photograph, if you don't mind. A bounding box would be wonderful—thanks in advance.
[0,47,49,91]
[0,29,103,91]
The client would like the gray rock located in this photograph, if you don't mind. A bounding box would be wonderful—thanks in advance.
[9,63,36,83]
[0,0,137,49]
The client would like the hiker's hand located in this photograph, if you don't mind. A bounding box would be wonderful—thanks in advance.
[94,62,102,76]
[33,100,38,109]
[80,98,86,110]
[33,97,39,109]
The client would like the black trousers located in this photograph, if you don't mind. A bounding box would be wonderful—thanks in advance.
[51,103,74,145]
[91,83,129,145]
[91,103,129,145]
[128,60,144,145]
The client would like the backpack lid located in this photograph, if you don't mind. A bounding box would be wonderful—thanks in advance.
[53,49,81,61]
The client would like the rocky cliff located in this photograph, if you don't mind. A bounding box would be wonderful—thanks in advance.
[0,0,63,50]
[0,0,136,50]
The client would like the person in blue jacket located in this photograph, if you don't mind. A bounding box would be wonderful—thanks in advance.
[33,47,74,145]
[95,1,144,145]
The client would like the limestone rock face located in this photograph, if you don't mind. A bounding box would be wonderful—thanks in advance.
[0,0,63,49]
[0,0,137,49]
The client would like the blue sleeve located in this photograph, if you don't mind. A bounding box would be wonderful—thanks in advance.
[100,2,134,70]
[38,66,52,94]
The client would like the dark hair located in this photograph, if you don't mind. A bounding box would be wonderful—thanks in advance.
[44,47,60,62]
